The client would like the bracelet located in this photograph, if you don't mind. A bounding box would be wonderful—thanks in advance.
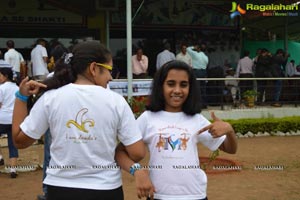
[15,91,29,102]
[129,163,142,176]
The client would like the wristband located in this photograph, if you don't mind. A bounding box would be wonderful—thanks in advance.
[15,91,29,102]
[129,163,142,176]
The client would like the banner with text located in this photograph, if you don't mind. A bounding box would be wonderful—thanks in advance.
[109,80,152,96]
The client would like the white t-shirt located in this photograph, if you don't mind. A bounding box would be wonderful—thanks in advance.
[20,84,142,190]
[0,82,19,124]
[176,52,192,67]
[31,44,49,76]
[156,50,175,69]
[4,49,24,73]
[137,111,226,200]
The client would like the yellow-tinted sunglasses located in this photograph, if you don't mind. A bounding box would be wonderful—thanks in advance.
[96,63,113,71]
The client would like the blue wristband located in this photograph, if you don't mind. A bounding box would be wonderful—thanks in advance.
[15,91,29,102]
[129,163,142,176]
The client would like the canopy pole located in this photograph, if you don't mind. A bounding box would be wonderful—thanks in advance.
[106,10,110,48]
[126,0,133,99]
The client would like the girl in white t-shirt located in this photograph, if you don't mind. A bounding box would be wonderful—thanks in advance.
[116,60,238,200]
[0,66,19,178]
[12,41,145,200]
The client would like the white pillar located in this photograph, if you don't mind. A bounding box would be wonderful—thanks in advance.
[126,0,133,99]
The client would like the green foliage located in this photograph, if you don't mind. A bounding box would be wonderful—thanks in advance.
[242,89,259,98]
[201,150,220,171]
[209,149,220,161]
[225,116,300,134]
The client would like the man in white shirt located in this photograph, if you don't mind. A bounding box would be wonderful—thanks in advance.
[4,40,25,84]
[286,60,300,102]
[156,43,175,70]
[31,38,49,80]
[225,68,240,106]
[176,43,192,67]
[132,48,148,79]
[286,60,296,77]
[236,50,254,98]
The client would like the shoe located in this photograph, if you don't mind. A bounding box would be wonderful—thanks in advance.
[0,158,4,166]
[37,194,47,200]
[271,103,282,107]
[10,172,18,178]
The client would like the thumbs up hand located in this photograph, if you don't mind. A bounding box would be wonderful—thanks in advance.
[198,112,234,138]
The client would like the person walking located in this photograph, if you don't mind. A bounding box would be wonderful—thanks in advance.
[4,40,25,84]
[0,60,19,178]
[30,38,49,80]
[270,49,289,107]
[255,48,272,105]
[236,50,254,98]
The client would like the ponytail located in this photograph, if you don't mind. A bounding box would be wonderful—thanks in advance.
[27,53,76,111]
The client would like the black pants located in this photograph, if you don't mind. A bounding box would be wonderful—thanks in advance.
[239,73,253,98]
[47,185,124,200]
[193,69,207,107]
[256,80,267,103]
[206,66,224,106]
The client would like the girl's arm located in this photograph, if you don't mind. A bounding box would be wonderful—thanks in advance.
[218,126,237,154]
[198,112,237,154]
[12,77,47,149]
[115,142,155,199]
[12,97,35,149]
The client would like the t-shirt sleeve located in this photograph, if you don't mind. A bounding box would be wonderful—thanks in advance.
[136,111,147,139]
[0,88,3,103]
[19,53,24,62]
[197,115,226,151]
[116,97,142,146]
[42,47,48,57]
[20,95,49,140]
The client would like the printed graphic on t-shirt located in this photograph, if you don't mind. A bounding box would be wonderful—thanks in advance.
[155,125,191,152]
[156,132,190,152]
[66,108,97,143]
[66,108,95,132]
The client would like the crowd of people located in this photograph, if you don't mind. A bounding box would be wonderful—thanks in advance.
[132,41,300,107]
[2,38,299,109]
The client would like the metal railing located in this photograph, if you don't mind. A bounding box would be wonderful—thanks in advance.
[110,77,300,110]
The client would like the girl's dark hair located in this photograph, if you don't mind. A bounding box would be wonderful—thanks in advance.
[42,40,112,92]
[147,60,202,115]
[0,67,14,81]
